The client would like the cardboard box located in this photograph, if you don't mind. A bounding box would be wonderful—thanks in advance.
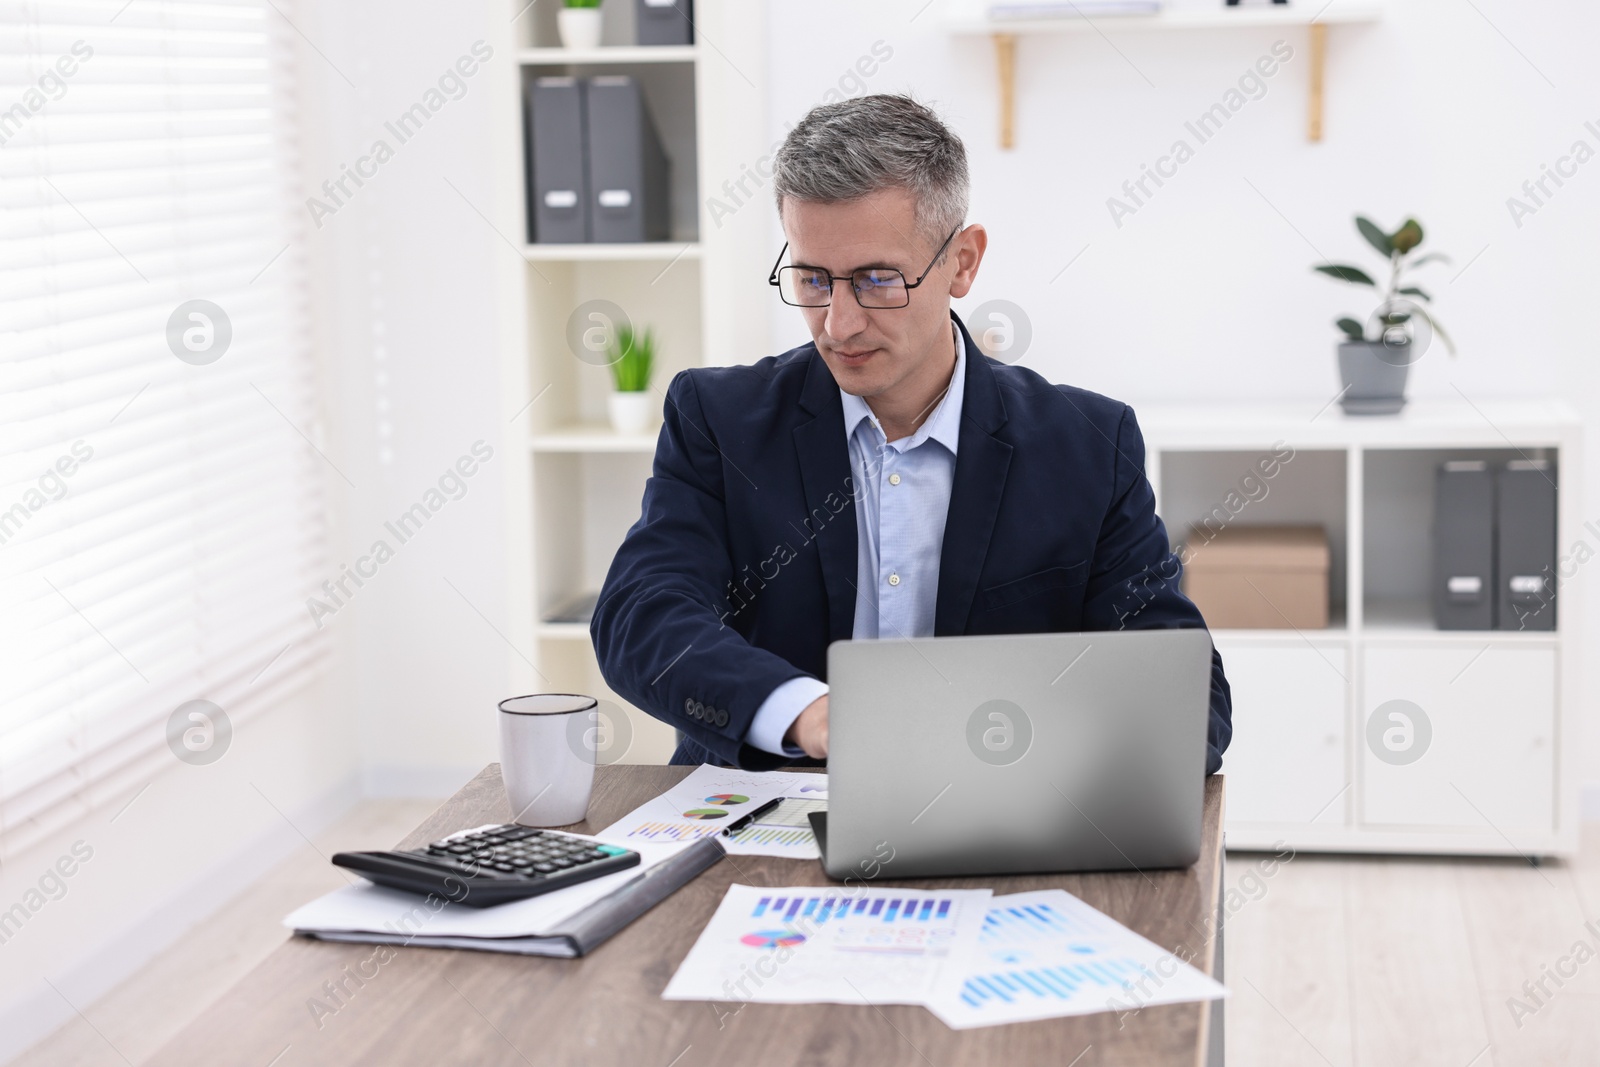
[1181,525,1330,630]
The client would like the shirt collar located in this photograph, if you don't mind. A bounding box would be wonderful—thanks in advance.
[839,323,965,456]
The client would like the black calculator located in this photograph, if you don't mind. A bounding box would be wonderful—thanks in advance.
[332,824,641,908]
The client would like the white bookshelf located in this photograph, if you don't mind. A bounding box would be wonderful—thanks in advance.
[496,0,770,766]
[1141,400,1582,858]
[529,424,658,453]
[517,45,698,65]
[520,242,702,262]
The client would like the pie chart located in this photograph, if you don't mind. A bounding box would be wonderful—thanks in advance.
[682,808,729,820]
[741,930,807,949]
[704,793,749,805]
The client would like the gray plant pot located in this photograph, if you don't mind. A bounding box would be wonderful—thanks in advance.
[1337,340,1411,415]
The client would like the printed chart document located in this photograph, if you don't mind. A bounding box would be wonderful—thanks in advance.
[928,889,1227,1029]
[663,884,991,1006]
[598,765,829,859]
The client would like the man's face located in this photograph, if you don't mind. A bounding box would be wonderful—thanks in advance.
[780,188,978,400]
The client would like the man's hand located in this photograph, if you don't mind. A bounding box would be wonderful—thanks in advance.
[785,695,829,759]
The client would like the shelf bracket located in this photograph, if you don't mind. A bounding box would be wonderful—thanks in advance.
[994,33,1016,150]
[989,21,1330,147]
[1308,22,1327,142]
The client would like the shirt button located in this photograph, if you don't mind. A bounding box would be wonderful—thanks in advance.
[888,473,901,486]
[888,573,900,587]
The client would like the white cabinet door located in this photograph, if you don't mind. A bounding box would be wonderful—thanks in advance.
[1360,645,1555,831]
[1216,642,1349,827]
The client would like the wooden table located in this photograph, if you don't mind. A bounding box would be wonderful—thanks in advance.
[152,766,1226,1067]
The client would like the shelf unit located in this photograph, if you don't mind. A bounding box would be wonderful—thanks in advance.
[497,0,771,765]
[520,242,701,262]
[1140,399,1582,858]
[517,45,699,65]
[944,0,1386,144]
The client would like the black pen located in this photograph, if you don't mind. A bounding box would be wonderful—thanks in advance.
[721,797,784,837]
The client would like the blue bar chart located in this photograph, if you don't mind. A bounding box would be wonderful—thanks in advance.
[929,890,1227,1029]
[664,885,993,1006]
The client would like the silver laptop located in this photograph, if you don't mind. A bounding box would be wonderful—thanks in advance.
[820,629,1213,881]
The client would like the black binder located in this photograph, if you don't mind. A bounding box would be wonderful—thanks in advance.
[1432,460,1494,631]
[635,0,693,46]
[527,76,589,243]
[586,75,670,243]
[1496,459,1558,631]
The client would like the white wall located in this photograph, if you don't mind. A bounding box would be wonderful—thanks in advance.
[8,3,1595,1054]
[280,0,1600,800]
[297,0,533,795]
[0,6,373,1056]
[763,0,1600,801]
[0,682,361,1062]
[1,1,528,1053]
[300,0,1600,798]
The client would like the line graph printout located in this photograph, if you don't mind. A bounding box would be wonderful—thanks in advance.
[928,890,1227,1029]
[663,884,991,1006]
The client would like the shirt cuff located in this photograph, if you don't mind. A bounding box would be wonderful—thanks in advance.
[745,676,829,757]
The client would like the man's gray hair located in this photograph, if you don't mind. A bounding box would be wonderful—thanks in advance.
[772,94,968,257]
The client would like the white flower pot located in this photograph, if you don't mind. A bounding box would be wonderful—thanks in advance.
[608,391,655,436]
[557,8,603,50]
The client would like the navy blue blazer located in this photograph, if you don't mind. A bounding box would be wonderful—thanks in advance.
[591,312,1232,774]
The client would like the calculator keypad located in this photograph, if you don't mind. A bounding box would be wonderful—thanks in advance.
[411,824,628,881]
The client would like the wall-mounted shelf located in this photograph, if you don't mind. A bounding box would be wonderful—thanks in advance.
[948,1,1385,146]
[949,2,1384,33]
[536,621,592,640]
[518,45,698,66]
[521,242,701,262]
[530,425,659,452]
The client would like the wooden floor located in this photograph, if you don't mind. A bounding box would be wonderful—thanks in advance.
[14,808,1600,1066]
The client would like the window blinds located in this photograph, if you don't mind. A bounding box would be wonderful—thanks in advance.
[0,0,326,855]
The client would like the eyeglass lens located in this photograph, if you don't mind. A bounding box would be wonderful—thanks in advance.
[778,267,909,308]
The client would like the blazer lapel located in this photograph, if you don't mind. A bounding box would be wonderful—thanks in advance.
[935,313,1013,635]
[793,350,859,643]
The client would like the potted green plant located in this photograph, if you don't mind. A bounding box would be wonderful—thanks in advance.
[1314,216,1455,415]
[606,324,656,435]
[558,0,603,50]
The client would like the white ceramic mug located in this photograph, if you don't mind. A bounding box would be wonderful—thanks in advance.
[498,694,597,826]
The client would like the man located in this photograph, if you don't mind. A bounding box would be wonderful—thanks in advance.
[592,94,1231,774]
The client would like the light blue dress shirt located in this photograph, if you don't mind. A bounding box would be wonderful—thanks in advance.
[745,335,965,756]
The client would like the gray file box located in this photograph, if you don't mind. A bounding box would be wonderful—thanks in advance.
[635,0,693,46]
[585,76,670,243]
[1496,459,1558,631]
[527,77,589,243]
[1432,460,1494,631]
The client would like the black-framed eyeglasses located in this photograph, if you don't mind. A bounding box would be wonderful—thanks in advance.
[768,226,960,309]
